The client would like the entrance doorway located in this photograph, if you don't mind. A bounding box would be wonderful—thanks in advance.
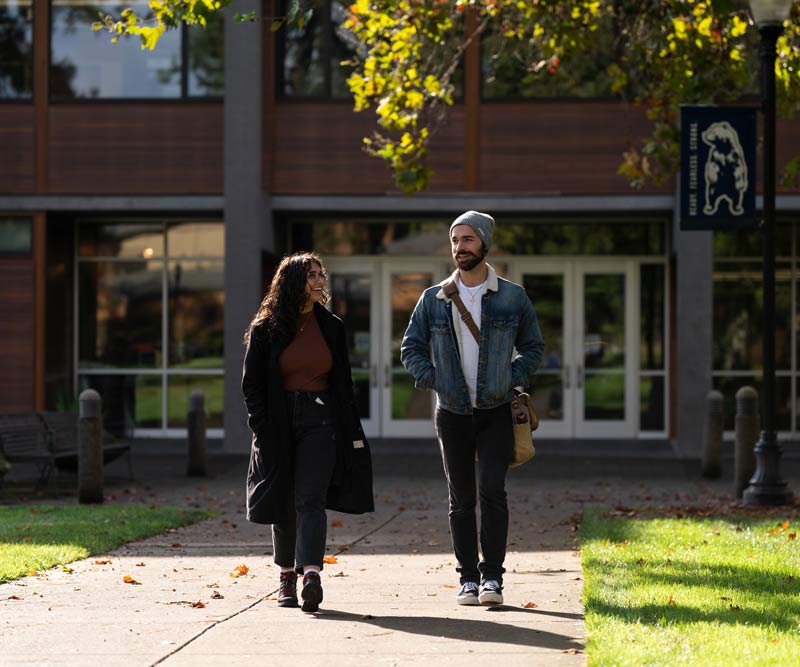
[328,257,655,439]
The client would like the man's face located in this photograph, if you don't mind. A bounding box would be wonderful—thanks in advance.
[451,225,487,271]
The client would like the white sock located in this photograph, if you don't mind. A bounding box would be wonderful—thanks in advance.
[304,567,320,575]
[280,567,295,574]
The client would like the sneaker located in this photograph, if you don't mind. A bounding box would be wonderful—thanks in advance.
[478,579,503,606]
[456,581,480,606]
[301,571,323,612]
[277,571,298,608]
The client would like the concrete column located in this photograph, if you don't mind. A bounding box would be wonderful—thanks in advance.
[673,195,713,460]
[223,3,275,453]
[187,390,208,477]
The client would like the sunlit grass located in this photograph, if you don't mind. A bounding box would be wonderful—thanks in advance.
[0,504,211,583]
[581,508,800,666]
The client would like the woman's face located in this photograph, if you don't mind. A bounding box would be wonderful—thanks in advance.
[304,261,327,307]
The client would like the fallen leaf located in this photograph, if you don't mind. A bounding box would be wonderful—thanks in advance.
[27,570,38,577]
[135,562,146,567]
[123,575,139,585]
[94,560,111,565]
[782,521,790,531]
[789,532,797,541]
[229,564,249,578]
[333,572,348,578]
[331,520,343,527]
[668,594,675,606]
[7,595,21,600]
[205,582,220,588]
[190,601,205,608]
[522,602,538,609]
[323,556,338,564]
[60,566,73,573]
[339,545,350,551]
[443,584,456,589]
[211,591,223,599]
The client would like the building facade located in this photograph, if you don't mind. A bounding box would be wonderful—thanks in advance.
[2,0,800,458]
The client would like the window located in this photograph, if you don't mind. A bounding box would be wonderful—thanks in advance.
[0,216,31,254]
[77,218,224,436]
[0,0,33,98]
[50,1,223,100]
[277,0,358,98]
[712,224,795,434]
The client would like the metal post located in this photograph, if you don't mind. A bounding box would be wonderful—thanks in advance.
[701,390,723,479]
[187,390,207,477]
[78,389,103,504]
[734,386,760,499]
[744,23,793,506]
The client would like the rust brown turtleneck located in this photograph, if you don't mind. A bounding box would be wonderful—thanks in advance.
[278,310,332,391]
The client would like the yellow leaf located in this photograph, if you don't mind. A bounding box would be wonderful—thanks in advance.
[323,555,338,564]
[229,564,249,577]
[123,575,139,584]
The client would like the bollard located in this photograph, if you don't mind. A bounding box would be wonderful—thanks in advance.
[734,386,759,499]
[187,389,208,477]
[78,389,104,504]
[701,390,724,479]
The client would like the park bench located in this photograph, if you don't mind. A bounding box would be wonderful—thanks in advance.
[0,411,132,486]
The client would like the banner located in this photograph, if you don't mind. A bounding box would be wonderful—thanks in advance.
[680,105,757,231]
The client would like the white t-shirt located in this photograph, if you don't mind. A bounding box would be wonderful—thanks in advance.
[456,276,487,406]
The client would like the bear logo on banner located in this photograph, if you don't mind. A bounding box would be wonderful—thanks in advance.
[701,121,748,217]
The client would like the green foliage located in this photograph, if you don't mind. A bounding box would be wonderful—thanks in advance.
[100,0,800,193]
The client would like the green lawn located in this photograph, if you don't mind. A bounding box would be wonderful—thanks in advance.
[0,504,211,583]
[581,507,800,666]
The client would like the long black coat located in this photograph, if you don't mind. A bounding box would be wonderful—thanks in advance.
[242,303,374,525]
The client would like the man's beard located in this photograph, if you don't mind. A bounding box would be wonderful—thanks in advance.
[455,248,486,272]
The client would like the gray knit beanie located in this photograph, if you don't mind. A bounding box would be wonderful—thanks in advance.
[449,210,495,252]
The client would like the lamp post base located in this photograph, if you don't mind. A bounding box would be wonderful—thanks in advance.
[742,430,794,506]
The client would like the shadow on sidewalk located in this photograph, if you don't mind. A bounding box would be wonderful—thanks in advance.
[313,608,584,651]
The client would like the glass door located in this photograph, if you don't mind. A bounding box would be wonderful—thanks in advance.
[327,259,381,437]
[381,261,449,437]
[516,262,575,438]
[575,262,638,438]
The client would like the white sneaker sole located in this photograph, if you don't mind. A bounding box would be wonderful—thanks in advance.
[457,595,480,606]
[479,591,503,606]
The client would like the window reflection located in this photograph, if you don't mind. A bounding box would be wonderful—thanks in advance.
[79,223,164,259]
[292,219,666,256]
[640,264,664,370]
[79,261,163,368]
[79,374,162,436]
[167,375,223,428]
[50,0,222,99]
[168,260,224,368]
[167,221,224,258]
[712,263,791,371]
[0,0,33,98]
[0,217,32,254]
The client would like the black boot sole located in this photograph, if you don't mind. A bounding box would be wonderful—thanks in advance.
[277,597,298,608]
[301,581,323,612]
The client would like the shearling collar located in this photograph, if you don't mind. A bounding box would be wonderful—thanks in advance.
[436,264,498,301]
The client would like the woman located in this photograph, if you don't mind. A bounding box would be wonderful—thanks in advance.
[242,252,374,612]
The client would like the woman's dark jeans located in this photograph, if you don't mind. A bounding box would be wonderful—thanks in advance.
[435,402,514,585]
[272,389,337,572]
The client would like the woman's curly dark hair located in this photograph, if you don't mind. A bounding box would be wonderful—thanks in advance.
[244,252,328,344]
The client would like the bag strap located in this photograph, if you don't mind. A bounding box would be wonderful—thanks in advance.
[442,279,481,345]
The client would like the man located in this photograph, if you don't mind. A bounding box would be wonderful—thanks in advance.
[400,210,544,606]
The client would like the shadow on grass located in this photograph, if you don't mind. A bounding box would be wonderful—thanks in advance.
[315,608,583,651]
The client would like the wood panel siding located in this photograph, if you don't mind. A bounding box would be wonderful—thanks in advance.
[270,103,465,194]
[0,258,35,412]
[480,102,670,195]
[48,104,223,194]
[0,107,35,193]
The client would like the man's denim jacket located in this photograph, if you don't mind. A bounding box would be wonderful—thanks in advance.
[400,265,545,415]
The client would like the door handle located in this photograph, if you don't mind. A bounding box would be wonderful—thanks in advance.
[385,363,391,388]
[563,364,570,389]
[577,365,584,389]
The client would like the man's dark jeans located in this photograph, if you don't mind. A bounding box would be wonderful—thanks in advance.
[272,389,337,572]
[435,402,514,585]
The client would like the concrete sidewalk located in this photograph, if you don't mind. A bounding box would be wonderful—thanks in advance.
[0,446,788,666]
